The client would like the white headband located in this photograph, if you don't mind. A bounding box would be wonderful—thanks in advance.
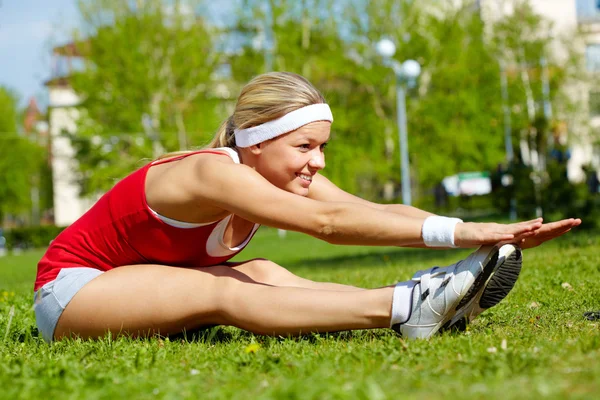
[234,103,333,148]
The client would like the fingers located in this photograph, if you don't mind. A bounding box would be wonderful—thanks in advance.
[476,221,538,244]
[543,227,572,240]
[493,233,515,242]
[535,218,581,235]
[511,230,538,244]
[519,226,573,249]
[506,219,543,236]
[517,218,544,225]
[545,219,575,230]
[455,217,579,248]
[555,218,580,227]
[554,227,572,236]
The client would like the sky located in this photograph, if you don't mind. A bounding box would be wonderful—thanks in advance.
[0,0,235,110]
[0,0,81,108]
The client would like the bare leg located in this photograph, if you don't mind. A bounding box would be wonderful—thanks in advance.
[54,262,393,340]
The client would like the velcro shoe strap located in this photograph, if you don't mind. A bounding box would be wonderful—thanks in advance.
[412,267,434,282]
[413,267,440,297]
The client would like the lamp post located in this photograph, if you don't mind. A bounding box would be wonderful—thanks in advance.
[376,39,421,206]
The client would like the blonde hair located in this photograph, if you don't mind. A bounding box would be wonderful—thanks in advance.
[158,72,326,159]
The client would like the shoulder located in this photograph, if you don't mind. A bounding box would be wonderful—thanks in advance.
[168,149,241,182]
[147,150,242,198]
[192,152,261,189]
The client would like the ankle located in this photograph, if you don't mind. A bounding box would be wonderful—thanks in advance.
[390,281,416,327]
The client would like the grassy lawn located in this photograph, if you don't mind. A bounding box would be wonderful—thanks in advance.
[1,228,599,399]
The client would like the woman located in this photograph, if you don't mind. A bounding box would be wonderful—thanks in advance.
[34,72,581,342]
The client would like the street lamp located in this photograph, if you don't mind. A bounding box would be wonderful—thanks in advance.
[376,38,421,206]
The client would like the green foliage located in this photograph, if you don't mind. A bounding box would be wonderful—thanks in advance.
[64,0,587,206]
[407,7,505,189]
[0,87,52,225]
[0,86,19,133]
[3,225,65,250]
[1,230,599,398]
[0,136,47,223]
[539,161,600,229]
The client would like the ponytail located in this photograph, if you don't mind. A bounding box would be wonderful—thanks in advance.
[207,115,236,149]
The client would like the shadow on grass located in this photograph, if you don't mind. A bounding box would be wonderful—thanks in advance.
[43,325,393,346]
[285,246,464,270]
[167,325,398,345]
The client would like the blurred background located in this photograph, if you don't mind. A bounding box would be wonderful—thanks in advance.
[0,0,599,253]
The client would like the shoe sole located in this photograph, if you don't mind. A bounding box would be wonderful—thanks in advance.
[441,246,522,332]
[394,245,500,339]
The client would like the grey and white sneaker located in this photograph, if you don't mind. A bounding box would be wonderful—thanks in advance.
[441,244,522,332]
[393,245,500,339]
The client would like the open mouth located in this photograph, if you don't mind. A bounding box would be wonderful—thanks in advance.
[296,173,312,183]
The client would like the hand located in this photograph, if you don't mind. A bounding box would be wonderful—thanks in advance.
[511,218,582,249]
[454,218,543,248]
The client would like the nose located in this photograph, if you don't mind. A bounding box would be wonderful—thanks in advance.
[308,150,325,170]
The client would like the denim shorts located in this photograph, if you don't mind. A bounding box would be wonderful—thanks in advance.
[33,267,104,342]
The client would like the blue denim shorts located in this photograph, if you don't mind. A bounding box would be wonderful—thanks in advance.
[33,267,104,342]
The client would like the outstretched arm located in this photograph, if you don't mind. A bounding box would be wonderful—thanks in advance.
[308,173,582,249]
[191,159,542,248]
[308,173,435,218]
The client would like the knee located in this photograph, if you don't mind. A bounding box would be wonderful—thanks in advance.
[240,258,295,286]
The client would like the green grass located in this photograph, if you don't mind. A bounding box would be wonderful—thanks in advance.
[1,228,599,399]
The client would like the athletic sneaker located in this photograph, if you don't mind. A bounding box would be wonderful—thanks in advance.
[441,244,522,332]
[392,245,500,339]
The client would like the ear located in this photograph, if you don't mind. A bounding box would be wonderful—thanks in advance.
[249,143,262,155]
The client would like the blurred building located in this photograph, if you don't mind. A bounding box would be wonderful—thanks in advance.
[479,0,600,182]
[44,43,96,227]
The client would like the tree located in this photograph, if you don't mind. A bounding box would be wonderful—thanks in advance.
[68,0,222,194]
[0,87,46,225]
[407,4,506,193]
[489,0,589,217]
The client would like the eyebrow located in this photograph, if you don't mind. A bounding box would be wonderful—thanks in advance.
[294,134,331,142]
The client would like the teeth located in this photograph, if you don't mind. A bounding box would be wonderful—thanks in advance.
[298,174,312,182]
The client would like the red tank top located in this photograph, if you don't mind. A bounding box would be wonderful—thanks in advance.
[34,150,260,291]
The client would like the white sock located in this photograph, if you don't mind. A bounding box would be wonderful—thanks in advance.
[390,281,416,326]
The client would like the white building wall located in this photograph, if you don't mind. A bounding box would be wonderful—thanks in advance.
[480,0,578,41]
[48,87,95,226]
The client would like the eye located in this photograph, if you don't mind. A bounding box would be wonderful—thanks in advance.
[298,144,311,150]
[320,142,328,150]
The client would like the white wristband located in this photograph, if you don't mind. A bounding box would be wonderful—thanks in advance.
[421,216,463,248]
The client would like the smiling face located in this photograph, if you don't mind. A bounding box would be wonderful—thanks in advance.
[249,121,331,196]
